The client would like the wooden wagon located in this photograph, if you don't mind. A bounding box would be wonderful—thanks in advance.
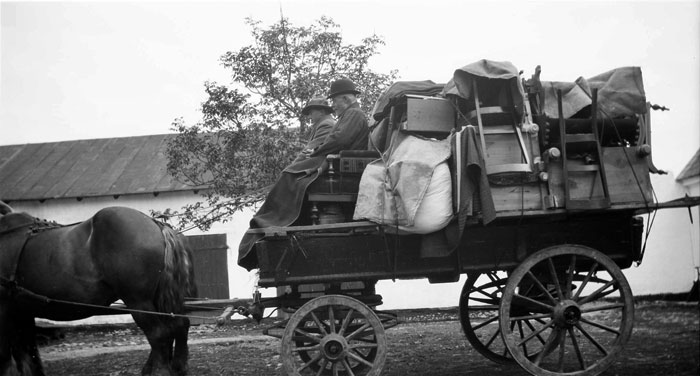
[238,67,700,376]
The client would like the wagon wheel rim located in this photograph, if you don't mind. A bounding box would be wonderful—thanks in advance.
[459,271,520,364]
[499,245,634,376]
[281,295,387,376]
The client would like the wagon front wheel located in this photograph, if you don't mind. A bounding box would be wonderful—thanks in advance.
[281,295,387,376]
[499,245,634,376]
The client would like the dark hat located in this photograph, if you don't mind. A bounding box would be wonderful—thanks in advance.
[327,78,361,99]
[301,97,333,115]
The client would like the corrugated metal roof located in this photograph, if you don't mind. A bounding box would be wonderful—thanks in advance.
[677,148,700,181]
[0,134,208,201]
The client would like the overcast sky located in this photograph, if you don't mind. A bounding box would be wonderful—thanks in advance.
[1,0,698,175]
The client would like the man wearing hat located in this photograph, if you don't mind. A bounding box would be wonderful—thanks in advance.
[238,79,369,271]
[291,96,336,164]
[307,78,369,157]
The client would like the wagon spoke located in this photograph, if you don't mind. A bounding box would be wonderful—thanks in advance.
[547,258,564,300]
[525,271,557,304]
[342,359,356,376]
[516,319,554,347]
[568,327,586,370]
[470,296,499,305]
[533,328,559,366]
[314,359,328,376]
[579,316,621,335]
[566,255,576,299]
[557,329,567,372]
[339,308,355,336]
[578,280,618,305]
[471,285,501,302]
[573,262,599,300]
[484,325,501,348]
[293,344,320,353]
[473,314,499,331]
[332,361,339,376]
[347,349,375,367]
[309,311,328,336]
[349,342,378,350]
[511,312,552,321]
[517,320,529,358]
[575,323,609,355]
[297,352,323,372]
[580,302,625,313]
[523,319,547,345]
[294,328,322,343]
[328,306,336,334]
[513,293,555,312]
[346,323,371,341]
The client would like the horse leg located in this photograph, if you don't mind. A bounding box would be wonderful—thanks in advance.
[0,304,15,376]
[12,314,44,376]
[132,311,175,376]
[171,317,190,376]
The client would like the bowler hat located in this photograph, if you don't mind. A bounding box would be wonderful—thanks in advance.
[301,97,333,115]
[327,78,361,99]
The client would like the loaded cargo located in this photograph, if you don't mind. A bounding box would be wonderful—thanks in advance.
[240,59,700,376]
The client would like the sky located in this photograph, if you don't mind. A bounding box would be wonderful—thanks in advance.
[1,0,699,176]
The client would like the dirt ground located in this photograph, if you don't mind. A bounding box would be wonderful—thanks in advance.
[38,300,698,376]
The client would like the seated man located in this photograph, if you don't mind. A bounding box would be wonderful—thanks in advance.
[238,79,369,271]
[289,96,336,165]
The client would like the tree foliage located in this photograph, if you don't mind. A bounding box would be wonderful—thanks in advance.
[159,17,398,231]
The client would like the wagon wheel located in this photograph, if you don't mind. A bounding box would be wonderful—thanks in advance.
[499,245,634,376]
[281,295,387,376]
[459,271,517,364]
[294,320,379,374]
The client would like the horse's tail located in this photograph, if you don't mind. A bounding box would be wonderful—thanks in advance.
[155,224,197,314]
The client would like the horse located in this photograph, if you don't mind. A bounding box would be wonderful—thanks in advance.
[0,204,197,376]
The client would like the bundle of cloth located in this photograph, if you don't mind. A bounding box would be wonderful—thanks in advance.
[353,131,453,235]
[539,66,647,118]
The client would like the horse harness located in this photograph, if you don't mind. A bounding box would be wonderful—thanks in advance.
[0,215,66,299]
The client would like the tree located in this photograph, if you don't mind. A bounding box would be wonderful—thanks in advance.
[160,16,398,231]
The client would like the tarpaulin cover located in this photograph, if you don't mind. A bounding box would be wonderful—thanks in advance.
[541,66,646,118]
[442,59,526,117]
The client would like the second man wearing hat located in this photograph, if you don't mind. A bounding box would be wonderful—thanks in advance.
[292,96,336,163]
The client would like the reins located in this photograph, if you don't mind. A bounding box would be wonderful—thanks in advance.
[0,277,227,323]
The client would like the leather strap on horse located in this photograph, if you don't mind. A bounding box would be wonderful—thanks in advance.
[0,216,65,289]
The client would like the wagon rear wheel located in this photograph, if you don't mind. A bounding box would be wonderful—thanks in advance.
[499,245,634,376]
[459,271,516,364]
[281,295,387,376]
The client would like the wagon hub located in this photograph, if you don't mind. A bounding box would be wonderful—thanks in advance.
[320,334,348,361]
[553,300,581,328]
